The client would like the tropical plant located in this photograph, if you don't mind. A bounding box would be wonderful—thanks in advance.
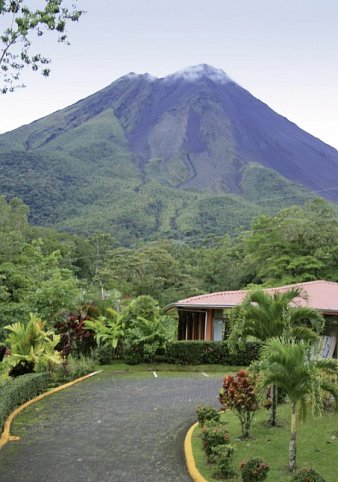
[219,370,259,438]
[227,288,324,425]
[55,306,96,359]
[123,295,177,363]
[228,288,324,350]
[257,338,338,472]
[84,308,125,352]
[2,313,61,376]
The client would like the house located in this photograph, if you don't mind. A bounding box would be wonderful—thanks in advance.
[165,280,338,359]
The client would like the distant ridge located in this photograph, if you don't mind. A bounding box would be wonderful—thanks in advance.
[0,64,337,244]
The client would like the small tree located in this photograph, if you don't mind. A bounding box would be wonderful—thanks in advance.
[219,369,259,438]
[258,338,338,472]
[227,288,324,426]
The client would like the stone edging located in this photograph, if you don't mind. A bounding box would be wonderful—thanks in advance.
[184,421,208,482]
[0,370,102,450]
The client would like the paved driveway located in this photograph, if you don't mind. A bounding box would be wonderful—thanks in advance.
[0,371,222,482]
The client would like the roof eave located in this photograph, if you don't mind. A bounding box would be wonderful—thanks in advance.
[165,304,338,314]
[168,303,236,310]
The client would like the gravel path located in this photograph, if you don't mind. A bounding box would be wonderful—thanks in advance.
[0,371,222,482]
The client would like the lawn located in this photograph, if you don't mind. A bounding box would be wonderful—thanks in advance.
[191,403,338,482]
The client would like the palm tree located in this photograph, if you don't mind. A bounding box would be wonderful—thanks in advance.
[227,287,324,425]
[258,337,338,472]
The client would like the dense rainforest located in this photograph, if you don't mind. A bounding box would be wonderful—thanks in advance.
[1,194,338,341]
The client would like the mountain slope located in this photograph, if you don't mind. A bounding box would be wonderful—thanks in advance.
[0,64,336,244]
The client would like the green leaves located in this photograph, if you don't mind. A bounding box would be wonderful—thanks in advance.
[84,295,177,363]
[2,313,61,375]
[258,337,338,417]
[257,337,338,472]
[84,309,125,350]
[98,240,198,306]
[227,288,323,354]
[0,238,80,332]
[243,199,338,285]
[0,0,85,92]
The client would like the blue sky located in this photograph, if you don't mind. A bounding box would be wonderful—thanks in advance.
[1,0,338,148]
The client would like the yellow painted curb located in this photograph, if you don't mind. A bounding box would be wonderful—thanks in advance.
[184,421,209,482]
[0,370,102,450]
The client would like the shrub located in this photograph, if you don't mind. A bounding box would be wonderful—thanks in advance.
[165,341,260,365]
[123,346,143,365]
[123,296,176,364]
[0,372,50,433]
[219,370,259,438]
[201,422,230,457]
[65,356,96,379]
[211,444,236,479]
[51,356,96,383]
[292,467,326,482]
[196,405,220,427]
[56,310,96,359]
[91,345,115,365]
[240,458,270,482]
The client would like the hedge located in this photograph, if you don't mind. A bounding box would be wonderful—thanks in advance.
[0,372,50,434]
[165,341,261,365]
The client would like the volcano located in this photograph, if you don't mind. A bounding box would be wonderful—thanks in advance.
[1,64,337,243]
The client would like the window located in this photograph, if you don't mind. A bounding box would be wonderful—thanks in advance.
[178,310,206,340]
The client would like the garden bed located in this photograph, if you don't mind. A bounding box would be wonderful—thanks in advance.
[191,404,338,481]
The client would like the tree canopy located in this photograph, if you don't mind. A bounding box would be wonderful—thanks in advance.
[242,199,338,285]
[1,195,338,344]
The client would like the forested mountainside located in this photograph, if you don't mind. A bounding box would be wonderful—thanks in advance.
[1,64,337,245]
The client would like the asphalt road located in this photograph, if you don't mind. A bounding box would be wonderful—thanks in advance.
[0,371,222,482]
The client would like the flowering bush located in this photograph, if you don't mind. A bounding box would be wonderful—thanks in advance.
[240,458,270,482]
[201,422,230,457]
[292,467,326,482]
[219,369,259,438]
[196,405,220,427]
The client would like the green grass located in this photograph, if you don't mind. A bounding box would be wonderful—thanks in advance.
[192,404,338,482]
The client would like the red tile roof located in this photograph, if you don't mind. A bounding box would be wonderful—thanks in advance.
[170,280,338,313]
